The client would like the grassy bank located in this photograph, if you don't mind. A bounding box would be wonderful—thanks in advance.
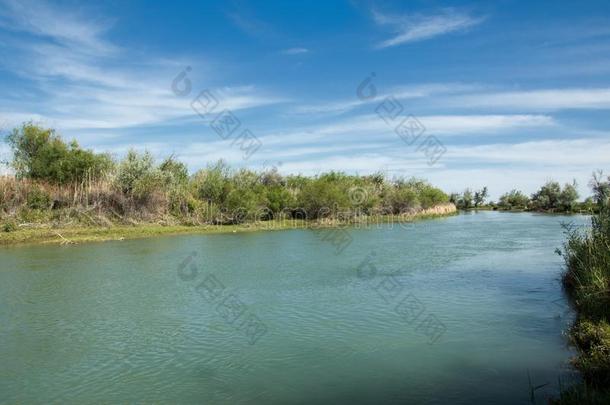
[0,205,457,246]
[556,176,610,404]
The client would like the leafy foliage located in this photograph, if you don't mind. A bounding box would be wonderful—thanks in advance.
[498,189,530,210]
[531,180,579,212]
[7,123,112,184]
[474,186,488,208]
[2,124,452,225]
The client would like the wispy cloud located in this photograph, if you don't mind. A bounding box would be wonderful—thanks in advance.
[292,83,485,115]
[248,113,555,152]
[227,8,275,38]
[0,0,116,55]
[281,47,309,55]
[0,0,285,133]
[445,88,610,111]
[373,8,485,48]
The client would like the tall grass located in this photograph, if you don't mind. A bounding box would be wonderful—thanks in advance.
[557,173,610,402]
[0,174,178,227]
[562,212,610,321]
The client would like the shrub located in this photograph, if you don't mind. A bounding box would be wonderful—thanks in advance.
[388,186,419,214]
[115,150,156,194]
[498,189,529,210]
[570,320,610,387]
[297,173,351,218]
[2,220,16,232]
[6,123,113,184]
[160,156,189,186]
[191,160,231,205]
[531,180,578,212]
[26,186,51,210]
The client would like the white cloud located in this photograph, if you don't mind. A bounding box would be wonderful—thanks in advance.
[294,84,610,117]
[0,1,286,133]
[445,138,610,166]
[423,114,554,134]
[292,83,483,116]
[281,47,309,55]
[0,0,116,55]
[373,8,485,48]
[446,88,610,111]
[257,114,553,148]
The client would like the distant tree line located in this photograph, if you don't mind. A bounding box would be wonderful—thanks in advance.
[449,187,488,210]
[450,181,586,213]
[1,123,450,228]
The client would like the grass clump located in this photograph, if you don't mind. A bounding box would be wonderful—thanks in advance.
[2,219,16,232]
[570,320,610,386]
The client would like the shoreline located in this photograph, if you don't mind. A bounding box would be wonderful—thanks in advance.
[0,206,457,247]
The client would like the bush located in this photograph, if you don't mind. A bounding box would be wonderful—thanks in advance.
[26,186,51,210]
[2,220,16,232]
[571,320,610,387]
[115,150,156,195]
[387,186,419,214]
[498,189,529,210]
[191,160,231,205]
[531,180,579,212]
[6,123,113,184]
[160,156,189,186]
[297,173,351,218]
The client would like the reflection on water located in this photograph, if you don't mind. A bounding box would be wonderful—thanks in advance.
[0,211,587,404]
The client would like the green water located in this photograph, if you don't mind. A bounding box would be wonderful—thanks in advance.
[0,211,588,404]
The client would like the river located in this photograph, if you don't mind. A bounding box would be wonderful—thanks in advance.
[0,211,588,404]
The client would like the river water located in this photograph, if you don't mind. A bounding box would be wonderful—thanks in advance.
[0,211,588,404]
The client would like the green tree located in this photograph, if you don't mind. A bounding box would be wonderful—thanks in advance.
[191,160,231,205]
[559,181,579,212]
[498,189,529,210]
[6,123,112,183]
[590,171,610,209]
[474,186,488,208]
[531,181,562,211]
[459,188,473,209]
[159,156,189,186]
[115,150,156,195]
[297,173,351,218]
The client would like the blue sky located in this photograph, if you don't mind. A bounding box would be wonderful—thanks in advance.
[1,0,610,199]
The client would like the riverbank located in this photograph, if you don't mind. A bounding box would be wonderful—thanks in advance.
[0,203,457,246]
[556,200,610,404]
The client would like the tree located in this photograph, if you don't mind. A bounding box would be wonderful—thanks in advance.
[558,181,579,212]
[191,160,231,205]
[531,181,561,211]
[590,171,610,209]
[297,173,351,218]
[159,156,189,186]
[530,180,579,212]
[6,123,112,183]
[459,188,473,209]
[115,150,156,195]
[474,186,488,208]
[498,189,529,210]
